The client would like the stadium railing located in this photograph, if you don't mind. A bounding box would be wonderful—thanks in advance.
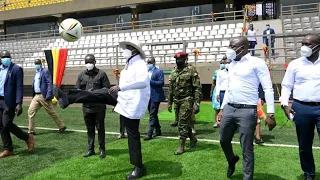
[281,2,320,16]
[0,10,245,41]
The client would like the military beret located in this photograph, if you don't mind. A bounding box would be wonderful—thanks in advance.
[174,52,188,58]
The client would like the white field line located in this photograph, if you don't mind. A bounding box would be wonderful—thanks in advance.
[18,126,320,150]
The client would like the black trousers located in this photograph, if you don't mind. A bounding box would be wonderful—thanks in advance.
[68,88,117,106]
[119,115,125,135]
[147,101,161,136]
[0,100,29,151]
[83,110,106,151]
[120,115,143,167]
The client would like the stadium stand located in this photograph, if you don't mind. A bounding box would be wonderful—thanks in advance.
[0,0,72,11]
[281,3,320,61]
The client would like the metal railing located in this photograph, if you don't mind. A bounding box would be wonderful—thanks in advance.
[281,2,320,16]
[0,10,245,41]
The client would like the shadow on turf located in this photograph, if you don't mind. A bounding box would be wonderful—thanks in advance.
[91,160,183,180]
[233,173,287,180]
[107,148,128,157]
[17,147,57,157]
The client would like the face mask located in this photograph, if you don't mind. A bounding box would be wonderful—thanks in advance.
[220,64,225,69]
[123,49,132,60]
[176,59,186,68]
[1,58,11,67]
[225,46,243,61]
[300,45,319,58]
[147,64,155,70]
[225,64,230,69]
[266,26,270,29]
[85,63,94,71]
[34,64,41,70]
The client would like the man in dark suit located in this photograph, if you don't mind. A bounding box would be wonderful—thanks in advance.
[263,24,276,56]
[0,50,35,158]
[28,59,66,135]
[144,57,165,140]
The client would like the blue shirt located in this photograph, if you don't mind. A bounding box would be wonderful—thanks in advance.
[0,65,9,96]
[34,69,41,93]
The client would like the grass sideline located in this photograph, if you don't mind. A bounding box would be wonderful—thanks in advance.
[0,104,317,180]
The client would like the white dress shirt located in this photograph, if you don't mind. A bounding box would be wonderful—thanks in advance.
[280,56,320,106]
[216,69,229,94]
[114,55,151,119]
[221,53,275,113]
[247,29,257,42]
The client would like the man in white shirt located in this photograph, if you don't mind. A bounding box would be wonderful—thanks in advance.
[280,34,320,180]
[217,36,276,180]
[216,58,231,106]
[54,41,149,179]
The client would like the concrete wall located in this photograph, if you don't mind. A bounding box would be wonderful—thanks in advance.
[0,0,162,21]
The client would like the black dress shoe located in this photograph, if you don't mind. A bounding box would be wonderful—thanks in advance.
[227,155,240,178]
[83,151,95,158]
[99,150,106,159]
[255,138,264,145]
[53,85,69,109]
[171,121,178,127]
[143,135,152,141]
[59,126,67,133]
[305,177,315,180]
[126,166,147,180]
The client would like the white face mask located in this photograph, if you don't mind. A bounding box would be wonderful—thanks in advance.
[123,49,132,60]
[85,63,94,71]
[225,48,237,61]
[225,46,243,61]
[300,45,319,58]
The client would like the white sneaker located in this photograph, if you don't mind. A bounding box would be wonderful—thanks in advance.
[213,122,220,128]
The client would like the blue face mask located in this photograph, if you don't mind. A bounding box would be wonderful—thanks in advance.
[1,58,11,67]
[220,64,225,69]
[147,64,155,70]
[266,26,270,29]
[35,64,41,70]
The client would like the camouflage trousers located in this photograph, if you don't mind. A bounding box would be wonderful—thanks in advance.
[174,97,194,139]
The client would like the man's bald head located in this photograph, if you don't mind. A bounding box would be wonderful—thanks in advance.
[228,36,250,61]
[302,34,320,61]
[147,57,155,65]
[303,34,320,45]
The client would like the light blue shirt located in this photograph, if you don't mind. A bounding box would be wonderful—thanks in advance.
[0,65,9,96]
[34,69,41,93]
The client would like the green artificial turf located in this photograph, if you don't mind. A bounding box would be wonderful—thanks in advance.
[0,104,317,180]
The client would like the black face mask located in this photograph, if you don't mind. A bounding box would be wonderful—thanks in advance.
[176,59,186,68]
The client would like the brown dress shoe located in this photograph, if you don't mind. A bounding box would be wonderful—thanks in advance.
[0,150,14,158]
[26,134,35,152]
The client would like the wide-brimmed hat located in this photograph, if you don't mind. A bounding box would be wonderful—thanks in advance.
[119,40,146,59]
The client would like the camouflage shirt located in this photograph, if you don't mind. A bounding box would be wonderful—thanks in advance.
[168,64,202,105]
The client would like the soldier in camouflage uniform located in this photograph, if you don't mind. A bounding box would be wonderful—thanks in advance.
[168,52,202,155]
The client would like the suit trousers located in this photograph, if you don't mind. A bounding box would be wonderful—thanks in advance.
[291,101,320,179]
[220,104,257,180]
[0,100,29,151]
[83,110,106,151]
[120,115,143,167]
[147,101,161,136]
[68,88,117,106]
[28,94,65,133]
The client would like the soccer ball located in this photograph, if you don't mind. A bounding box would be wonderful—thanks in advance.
[59,18,83,42]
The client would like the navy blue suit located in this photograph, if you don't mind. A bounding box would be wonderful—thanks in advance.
[0,63,29,152]
[263,28,276,55]
[32,68,53,100]
[147,67,165,136]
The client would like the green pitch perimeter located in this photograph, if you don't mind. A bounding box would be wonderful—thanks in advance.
[1,104,319,180]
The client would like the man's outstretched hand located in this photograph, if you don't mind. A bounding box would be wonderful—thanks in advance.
[109,85,120,94]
